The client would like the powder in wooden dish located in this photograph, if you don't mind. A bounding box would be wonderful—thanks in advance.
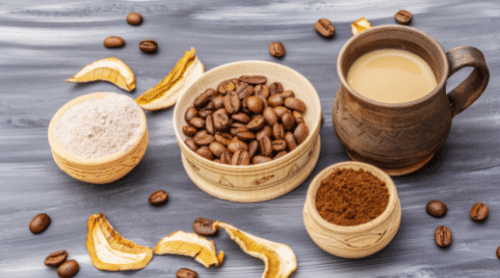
[53,93,143,159]
[315,168,389,226]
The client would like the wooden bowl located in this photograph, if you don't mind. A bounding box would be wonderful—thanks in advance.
[303,161,401,258]
[173,60,322,203]
[48,92,148,184]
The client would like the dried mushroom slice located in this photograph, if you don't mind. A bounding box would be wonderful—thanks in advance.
[135,47,205,111]
[65,57,136,91]
[86,212,153,271]
[214,221,297,278]
[154,230,224,268]
[351,17,372,35]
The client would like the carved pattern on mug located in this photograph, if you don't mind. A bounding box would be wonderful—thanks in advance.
[253,174,275,185]
[185,158,200,172]
[287,163,299,178]
[218,176,234,188]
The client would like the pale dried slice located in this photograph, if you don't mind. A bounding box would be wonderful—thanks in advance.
[214,221,297,278]
[135,47,204,111]
[154,230,224,268]
[351,17,372,35]
[66,57,136,91]
[86,212,153,271]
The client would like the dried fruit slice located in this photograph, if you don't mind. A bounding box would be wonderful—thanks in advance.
[65,57,136,91]
[214,221,297,278]
[351,17,372,35]
[154,230,224,268]
[86,212,153,271]
[135,47,204,111]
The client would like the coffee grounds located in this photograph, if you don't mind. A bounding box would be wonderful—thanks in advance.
[53,93,142,159]
[315,168,389,226]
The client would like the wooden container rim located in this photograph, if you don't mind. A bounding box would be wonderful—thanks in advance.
[48,92,148,166]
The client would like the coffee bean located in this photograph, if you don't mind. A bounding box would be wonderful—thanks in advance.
[231,150,251,165]
[149,190,168,206]
[239,75,267,85]
[231,112,251,123]
[426,200,447,218]
[57,259,79,278]
[269,82,284,95]
[256,125,272,140]
[182,125,197,137]
[247,115,265,131]
[434,226,452,248]
[220,150,232,164]
[252,155,273,164]
[272,123,284,139]
[184,107,198,122]
[213,108,230,131]
[273,106,290,118]
[214,132,232,146]
[282,113,295,131]
[236,83,254,100]
[212,96,225,109]
[29,213,51,234]
[470,202,488,222]
[192,217,218,236]
[209,141,226,157]
[496,247,500,259]
[269,41,285,58]
[217,79,236,95]
[205,115,215,134]
[193,90,212,108]
[126,12,143,25]
[235,127,256,141]
[176,267,198,278]
[272,139,287,152]
[189,117,205,129]
[197,108,213,119]
[44,250,68,267]
[103,36,125,48]
[395,10,413,25]
[139,39,158,53]
[244,96,262,114]
[292,111,305,124]
[184,138,198,152]
[281,90,295,99]
[294,122,309,144]
[227,138,248,153]
[268,94,284,107]
[224,92,241,114]
[284,132,297,151]
[284,97,306,112]
[193,133,214,146]
[248,140,259,157]
[254,84,270,98]
[315,18,336,38]
[263,106,278,126]
[274,150,288,159]
[196,146,213,160]
[259,136,273,157]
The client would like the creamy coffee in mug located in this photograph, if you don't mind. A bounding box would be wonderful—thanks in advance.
[346,49,437,104]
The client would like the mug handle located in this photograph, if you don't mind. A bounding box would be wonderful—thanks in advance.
[446,46,489,117]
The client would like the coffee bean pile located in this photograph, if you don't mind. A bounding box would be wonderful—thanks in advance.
[182,75,310,165]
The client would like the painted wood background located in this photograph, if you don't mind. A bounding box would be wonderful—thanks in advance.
[1,0,499,277]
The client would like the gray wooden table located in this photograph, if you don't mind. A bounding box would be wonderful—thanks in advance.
[1,0,499,277]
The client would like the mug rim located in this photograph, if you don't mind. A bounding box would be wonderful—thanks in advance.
[337,24,449,108]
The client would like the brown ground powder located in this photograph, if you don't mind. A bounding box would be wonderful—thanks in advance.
[315,168,389,226]
[53,93,142,159]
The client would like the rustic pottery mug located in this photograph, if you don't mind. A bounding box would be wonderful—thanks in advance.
[333,25,489,175]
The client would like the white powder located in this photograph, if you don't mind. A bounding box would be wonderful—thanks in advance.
[53,93,143,159]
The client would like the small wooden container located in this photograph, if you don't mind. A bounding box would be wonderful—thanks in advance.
[173,61,322,203]
[48,92,148,184]
[303,161,401,258]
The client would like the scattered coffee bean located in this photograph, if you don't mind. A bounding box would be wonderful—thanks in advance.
[470,202,488,222]
[314,18,336,38]
[44,250,68,267]
[395,10,413,25]
[496,247,500,259]
[434,225,452,248]
[126,12,143,25]
[29,213,51,234]
[57,259,79,278]
[149,190,168,206]
[193,217,218,236]
[426,200,447,218]
[139,39,158,53]
[103,36,125,48]
[269,41,285,58]
[176,267,198,278]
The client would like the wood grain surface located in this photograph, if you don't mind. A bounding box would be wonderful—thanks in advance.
[1,0,499,277]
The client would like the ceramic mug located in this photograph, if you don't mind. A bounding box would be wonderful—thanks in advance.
[332,25,489,175]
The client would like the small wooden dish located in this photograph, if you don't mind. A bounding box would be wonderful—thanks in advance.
[303,161,401,258]
[173,60,322,203]
[48,92,148,184]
